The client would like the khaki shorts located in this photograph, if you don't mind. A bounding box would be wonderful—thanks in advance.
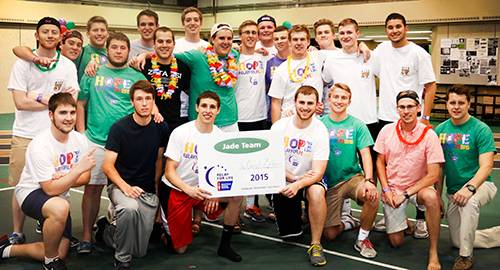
[87,137,107,185]
[382,192,427,234]
[9,136,32,186]
[324,174,365,228]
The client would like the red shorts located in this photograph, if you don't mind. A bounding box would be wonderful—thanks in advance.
[160,184,224,249]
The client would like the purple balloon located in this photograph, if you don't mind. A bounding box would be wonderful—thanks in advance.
[58,18,66,26]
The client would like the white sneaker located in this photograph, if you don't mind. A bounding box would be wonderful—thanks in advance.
[373,217,386,232]
[414,219,429,239]
[354,239,377,258]
[341,214,360,231]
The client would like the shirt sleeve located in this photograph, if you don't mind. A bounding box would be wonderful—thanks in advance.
[268,67,286,99]
[160,122,170,148]
[476,124,497,155]
[415,47,436,85]
[313,122,330,161]
[28,150,57,183]
[357,122,375,150]
[78,75,92,100]
[105,122,122,153]
[65,61,81,92]
[322,58,334,84]
[7,60,29,92]
[175,51,194,70]
[425,129,445,164]
[165,126,183,162]
[373,125,388,155]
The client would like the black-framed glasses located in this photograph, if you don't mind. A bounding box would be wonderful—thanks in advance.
[397,104,417,111]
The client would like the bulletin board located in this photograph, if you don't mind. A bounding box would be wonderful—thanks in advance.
[438,38,498,86]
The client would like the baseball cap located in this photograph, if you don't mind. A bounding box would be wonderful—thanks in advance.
[210,23,233,37]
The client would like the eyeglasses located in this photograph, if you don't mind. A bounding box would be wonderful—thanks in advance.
[242,30,258,36]
[139,22,156,27]
[397,104,417,111]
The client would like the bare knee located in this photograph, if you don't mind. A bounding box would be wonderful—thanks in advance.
[44,198,70,222]
[175,245,188,254]
[388,233,404,248]
[307,186,325,202]
[323,226,341,242]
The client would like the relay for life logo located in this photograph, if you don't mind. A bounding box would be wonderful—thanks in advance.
[204,165,235,191]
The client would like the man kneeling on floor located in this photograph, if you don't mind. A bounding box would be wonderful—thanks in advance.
[320,83,379,259]
[160,90,243,262]
[1,93,95,270]
[97,80,169,270]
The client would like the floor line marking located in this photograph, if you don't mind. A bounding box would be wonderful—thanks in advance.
[351,208,450,228]
[202,221,409,270]
[0,186,15,192]
[69,188,110,201]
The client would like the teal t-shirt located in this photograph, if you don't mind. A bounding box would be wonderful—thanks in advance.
[435,116,497,194]
[79,66,147,145]
[176,49,240,127]
[320,115,374,188]
[74,44,108,83]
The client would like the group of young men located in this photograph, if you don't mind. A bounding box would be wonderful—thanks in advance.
[0,6,498,270]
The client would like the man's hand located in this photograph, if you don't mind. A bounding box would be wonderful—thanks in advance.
[131,53,148,71]
[279,182,300,198]
[34,57,58,68]
[124,185,145,199]
[284,108,295,117]
[197,46,208,54]
[77,148,96,173]
[152,112,164,123]
[453,187,473,207]
[61,86,78,98]
[316,101,325,115]
[52,171,67,180]
[204,197,219,214]
[357,42,371,62]
[255,47,269,55]
[392,193,406,208]
[307,45,319,52]
[420,118,430,126]
[438,197,445,218]
[384,190,396,209]
[185,185,211,201]
[231,43,241,53]
[84,61,99,77]
[362,181,379,202]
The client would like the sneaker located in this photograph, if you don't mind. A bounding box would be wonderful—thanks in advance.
[36,220,42,234]
[354,239,377,258]
[307,244,327,266]
[205,213,219,222]
[414,219,429,239]
[76,241,93,254]
[42,257,68,270]
[95,216,110,242]
[70,236,79,249]
[1,234,13,256]
[115,259,133,270]
[373,217,386,232]
[234,216,245,233]
[8,233,26,245]
[452,256,474,270]
[341,214,360,231]
[244,206,266,223]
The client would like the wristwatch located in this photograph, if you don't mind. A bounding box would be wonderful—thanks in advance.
[466,184,476,195]
[366,178,376,185]
[402,190,410,199]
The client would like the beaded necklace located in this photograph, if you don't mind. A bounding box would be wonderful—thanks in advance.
[151,52,178,100]
[287,53,310,83]
[206,44,237,88]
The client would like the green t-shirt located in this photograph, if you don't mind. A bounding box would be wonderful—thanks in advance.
[320,115,374,188]
[176,49,240,127]
[79,66,147,145]
[435,116,497,194]
[74,44,108,83]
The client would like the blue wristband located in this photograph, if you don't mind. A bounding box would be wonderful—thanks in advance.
[382,187,391,193]
[36,93,43,102]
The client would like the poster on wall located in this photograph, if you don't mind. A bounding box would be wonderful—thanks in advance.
[439,37,498,85]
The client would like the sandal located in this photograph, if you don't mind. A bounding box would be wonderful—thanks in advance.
[192,220,202,236]
[234,216,244,233]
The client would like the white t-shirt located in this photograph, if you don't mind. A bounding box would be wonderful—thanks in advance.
[322,50,380,124]
[268,51,330,118]
[235,53,271,122]
[128,39,154,62]
[271,117,329,180]
[7,54,80,139]
[174,37,210,118]
[163,121,222,191]
[255,41,277,57]
[375,41,436,122]
[15,129,89,206]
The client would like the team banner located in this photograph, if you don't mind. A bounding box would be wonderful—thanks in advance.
[198,130,285,197]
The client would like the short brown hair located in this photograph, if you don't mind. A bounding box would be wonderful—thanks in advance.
[49,93,77,113]
[153,27,175,43]
[329,83,352,99]
[446,84,471,102]
[86,15,108,32]
[137,9,159,26]
[338,18,359,32]
[313,19,335,34]
[129,80,155,100]
[295,85,319,102]
[288,24,310,41]
[197,91,221,108]
[274,25,289,34]
[106,32,130,50]
[181,7,203,24]
[238,20,258,35]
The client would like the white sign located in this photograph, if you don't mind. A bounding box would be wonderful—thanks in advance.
[198,130,285,197]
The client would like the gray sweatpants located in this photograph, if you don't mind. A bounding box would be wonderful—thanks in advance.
[104,184,159,263]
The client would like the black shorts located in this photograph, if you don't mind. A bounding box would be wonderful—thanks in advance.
[21,188,72,240]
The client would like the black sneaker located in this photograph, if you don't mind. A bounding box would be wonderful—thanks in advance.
[42,258,68,270]
[70,236,79,249]
[36,220,42,234]
[115,259,133,270]
[95,216,110,242]
[0,234,12,258]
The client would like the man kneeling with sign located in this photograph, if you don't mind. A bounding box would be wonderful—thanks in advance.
[159,90,244,262]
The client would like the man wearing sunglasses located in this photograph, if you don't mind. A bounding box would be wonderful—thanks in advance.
[374,90,444,270]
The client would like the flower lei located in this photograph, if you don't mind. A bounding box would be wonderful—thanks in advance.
[287,52,310,83]
[206,44,237,88]
[396,119,433,145]
[151,52,178,100]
